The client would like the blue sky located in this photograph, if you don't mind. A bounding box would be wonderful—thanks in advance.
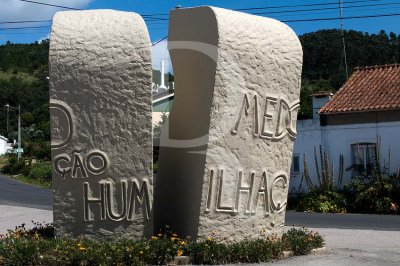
[0,0,399,70]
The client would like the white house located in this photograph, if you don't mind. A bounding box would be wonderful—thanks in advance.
[291,64,400,193]
[0,136,8,155]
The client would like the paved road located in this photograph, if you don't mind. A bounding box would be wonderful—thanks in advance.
[263,227,400,266]
[0,205,53,234]
[285,211,400,231]
[0,174,52,210]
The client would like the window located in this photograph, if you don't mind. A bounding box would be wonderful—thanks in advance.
[292,154,300,173]
[351,143,376,175]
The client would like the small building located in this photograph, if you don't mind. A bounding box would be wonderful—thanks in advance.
[153,91,174,125]
[152,60,174,126]
[0,136,8,155]
[291,64,400,192]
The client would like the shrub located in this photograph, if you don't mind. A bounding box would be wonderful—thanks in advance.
[344,175,399,214]
[296,190,347,213]
[1,155,26,175]
[25,162,52,181]
[283,228,324,255]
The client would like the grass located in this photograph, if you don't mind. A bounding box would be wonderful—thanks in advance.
[8,174,51,189]
[0,70,37,83]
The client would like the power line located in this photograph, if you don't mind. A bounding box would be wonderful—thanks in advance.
[152,36,168,46]
[250,2,400,16]
[0,20,52,25]
[19,0,81,10]
[119,0,388,16]
[1,12,399,31]
[281,12,400,22]
[17,0,170,18]
[339,0,349,78]
[236,0,384,11]
[0,31,49,35]
[17,0,390,18]
[0,26,51,31]
[13,0,400,22]
[274,6,400,18]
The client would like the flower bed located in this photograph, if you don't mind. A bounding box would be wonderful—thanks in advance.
[0,223,324,265]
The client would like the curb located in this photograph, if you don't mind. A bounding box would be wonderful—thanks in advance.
[168,247,326,265]
[283,246,326,258]
[167,256,191,265]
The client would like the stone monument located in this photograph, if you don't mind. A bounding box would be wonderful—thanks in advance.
[50,10,153,239]
[154,6,303,241]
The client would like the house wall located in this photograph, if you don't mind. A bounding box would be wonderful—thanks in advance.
[291,119,400,193]
[312,96,330,119]
[0,138,7,155]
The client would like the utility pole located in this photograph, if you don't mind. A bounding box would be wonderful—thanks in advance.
[5,104,9,133]
[17,105,21,161]
[4,104,22,161]
[339,0,349,79]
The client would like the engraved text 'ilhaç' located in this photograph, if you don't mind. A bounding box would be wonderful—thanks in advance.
[205,168,288,216]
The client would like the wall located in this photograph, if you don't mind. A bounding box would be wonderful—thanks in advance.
[0,138,7,155]
[291,119,400,193]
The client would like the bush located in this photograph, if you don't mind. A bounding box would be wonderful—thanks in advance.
[0,225,324,265]
[344,175,399,214]
[296,190,347,213]
[283,228,324,255]
[1,155,26,175]
[25,162,52,181]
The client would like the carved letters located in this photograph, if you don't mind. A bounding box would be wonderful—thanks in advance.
[232,93,299,140]
[205,167,288,216]
[83,179,151,222]
[52,99,151,222]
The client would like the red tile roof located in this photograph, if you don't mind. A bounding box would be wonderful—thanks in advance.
[319,64,400,114]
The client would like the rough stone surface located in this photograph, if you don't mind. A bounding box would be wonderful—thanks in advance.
[50,10,153,239]
[155,6,302,241]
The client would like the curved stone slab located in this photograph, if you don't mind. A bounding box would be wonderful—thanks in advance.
[155,6,302,241]
[50,10,153,239]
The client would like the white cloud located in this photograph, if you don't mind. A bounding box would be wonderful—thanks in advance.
[0,0,93,21]
[151,39,173,73]
[37,33,50,43]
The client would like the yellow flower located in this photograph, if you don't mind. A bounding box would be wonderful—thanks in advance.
[139,250,144,255]
[158,233,162,237]
[79,246,86,251]
[207,237,213,241]
[172,233,178,237]
[177,250,183,256]
[171,237,177,241]
[151,236,158,240]
[180,240,187,246]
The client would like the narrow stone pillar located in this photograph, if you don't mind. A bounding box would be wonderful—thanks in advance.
[154,6,302,241]
[50,10,153,239]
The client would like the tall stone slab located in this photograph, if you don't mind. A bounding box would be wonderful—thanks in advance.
[154,6,302,241]
[50,10,153,239]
